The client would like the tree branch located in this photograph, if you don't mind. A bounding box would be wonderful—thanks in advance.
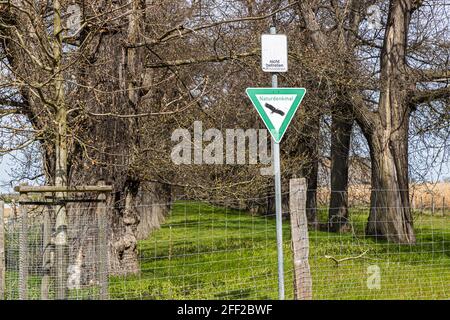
[325,250,369,266]
[146,49,258,68]
[411,86,450,105]
[413,69,450,83]
[0,99,26,111]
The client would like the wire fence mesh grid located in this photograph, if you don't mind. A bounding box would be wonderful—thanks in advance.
[3,202,109,300]
[0,190,449,300]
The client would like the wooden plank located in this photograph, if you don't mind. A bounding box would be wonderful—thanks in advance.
[0,201,5,300]
[14,185,113,193]
[18,199,105,205]
[289,178,312,300]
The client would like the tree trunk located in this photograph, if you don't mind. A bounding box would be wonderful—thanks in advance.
[328,106,353,232]
[305,162,319,225]
[65,0,173,278]
[135,182,172,240]
[299,111,320,226]
[365,126,415,243]
[358,0,418,244]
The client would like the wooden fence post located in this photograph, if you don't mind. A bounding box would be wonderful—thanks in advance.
[96,182,108,300]
[55,201,68,300]
[289,178,312,300]
[420,196,423,215]
[41,204,52,300]
[432,196,435,215]
[0,201,5,300]
[19,194,28,300]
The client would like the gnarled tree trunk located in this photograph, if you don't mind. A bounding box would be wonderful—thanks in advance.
[365,115,415,243]
[328,105,353,232]
[66,0,173,277]
[362,0,417,244]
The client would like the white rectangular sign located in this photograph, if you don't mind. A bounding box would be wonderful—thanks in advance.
[261,34,288,73]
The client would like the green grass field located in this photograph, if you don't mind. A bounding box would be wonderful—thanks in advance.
[109,201,450,300]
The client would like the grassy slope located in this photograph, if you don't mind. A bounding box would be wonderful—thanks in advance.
[110,202,450,300]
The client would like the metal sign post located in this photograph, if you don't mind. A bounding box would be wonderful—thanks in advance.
[269,26,285,301]
[247,26,306,300]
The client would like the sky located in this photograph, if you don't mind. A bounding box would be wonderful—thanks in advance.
[0,154,17,193]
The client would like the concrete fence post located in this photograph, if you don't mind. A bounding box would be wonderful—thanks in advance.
[289,178,312,300]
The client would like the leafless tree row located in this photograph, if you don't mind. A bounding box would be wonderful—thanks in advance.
[0,0,448,277]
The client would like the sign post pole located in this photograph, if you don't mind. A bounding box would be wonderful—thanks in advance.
[270,25,285,301]
[248,26,305,300]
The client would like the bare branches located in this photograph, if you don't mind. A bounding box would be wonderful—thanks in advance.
[127,2,300,48]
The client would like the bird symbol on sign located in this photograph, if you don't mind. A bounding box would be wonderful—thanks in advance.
[264,103,285,116]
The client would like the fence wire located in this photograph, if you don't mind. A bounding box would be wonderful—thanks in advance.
[0,190,449,300]
[3,204,107,300]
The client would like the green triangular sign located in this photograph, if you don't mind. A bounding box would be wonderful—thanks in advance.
[246,88,306,143]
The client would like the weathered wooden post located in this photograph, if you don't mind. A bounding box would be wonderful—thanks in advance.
[41,204,53,300]
[54,193,68,300]
[96,182,108,300]
[289,178,312,300]
[432,196,435,215]
[420,196,423,215]
[442,197,445,217]
[0,201,5,300]
[19,193,28,300]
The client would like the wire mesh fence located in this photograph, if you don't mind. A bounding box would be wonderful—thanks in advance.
[0,186,449,300]
[110,201,292,300]
[310,208,449,299]
[2,204,107,300]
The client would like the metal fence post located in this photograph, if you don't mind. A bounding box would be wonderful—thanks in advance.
[96,182,108,300]
[19,194,28,300]
[0,201,5,300]
[289,178,312,300]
